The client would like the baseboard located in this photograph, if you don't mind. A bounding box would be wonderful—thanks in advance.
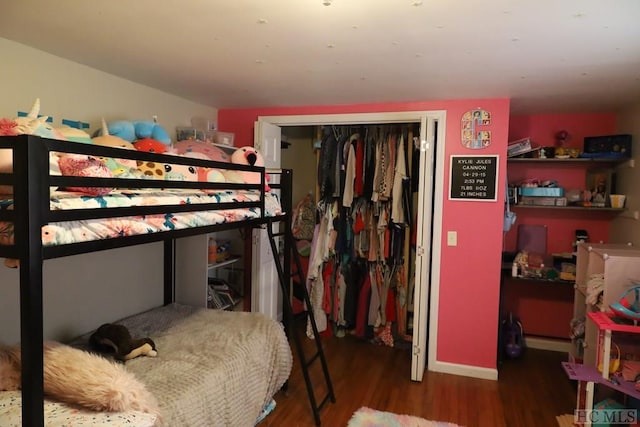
[525,336,571,353]
[429,360,498,381]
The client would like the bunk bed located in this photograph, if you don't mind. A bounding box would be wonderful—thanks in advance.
[0,134,294,427]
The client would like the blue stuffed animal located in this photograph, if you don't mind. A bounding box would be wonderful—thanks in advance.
[97,120,172,145]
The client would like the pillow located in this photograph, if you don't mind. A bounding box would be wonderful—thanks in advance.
[57,154,113,196]
[164,162,198,181]
[173,139,230,163]
[180,151,227,183]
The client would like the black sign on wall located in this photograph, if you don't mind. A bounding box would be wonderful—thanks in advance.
[449,155,499,201]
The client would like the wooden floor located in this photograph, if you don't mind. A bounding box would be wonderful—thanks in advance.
[262,324,576,427]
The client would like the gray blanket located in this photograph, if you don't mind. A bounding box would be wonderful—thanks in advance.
[79,304,292,427]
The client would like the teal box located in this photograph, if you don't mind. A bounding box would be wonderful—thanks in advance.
[518,187,564,197]
[592,398,628,427]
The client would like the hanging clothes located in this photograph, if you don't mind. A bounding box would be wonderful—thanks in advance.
[305,124,416,345]
[391,134,407,224]
[342,134,357,208]
[318,127,338,200]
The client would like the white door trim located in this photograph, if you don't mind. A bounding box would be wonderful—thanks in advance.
[256,111,446,380]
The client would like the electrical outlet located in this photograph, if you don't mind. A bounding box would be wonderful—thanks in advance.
[152,115,158,123]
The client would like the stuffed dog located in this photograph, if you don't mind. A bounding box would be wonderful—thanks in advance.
[89,323,157,361]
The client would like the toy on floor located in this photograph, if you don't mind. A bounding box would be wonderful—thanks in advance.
[502,312,524,359]
[609,285,640,324]
[89,323,157,361]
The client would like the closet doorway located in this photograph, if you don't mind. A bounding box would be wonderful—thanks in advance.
[254,111,446,382]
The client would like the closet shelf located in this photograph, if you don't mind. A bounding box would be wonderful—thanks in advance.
[507,276,575,286]
[512,205,625,212]
[507,157,627,164]
[208,255,241,270]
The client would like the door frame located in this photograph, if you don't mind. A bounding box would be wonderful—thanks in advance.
[255,111,446,381]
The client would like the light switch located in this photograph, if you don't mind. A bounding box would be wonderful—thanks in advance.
[447,231,457,246]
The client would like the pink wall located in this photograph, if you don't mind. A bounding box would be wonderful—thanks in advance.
[219,98,511,371]
[508,113,616,149]
[505,112,617,339]
[506,113,618,254]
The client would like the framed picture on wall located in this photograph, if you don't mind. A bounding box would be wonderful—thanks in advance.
[585,168,615,207]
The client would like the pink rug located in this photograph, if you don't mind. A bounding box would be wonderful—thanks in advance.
[347,407,463,427]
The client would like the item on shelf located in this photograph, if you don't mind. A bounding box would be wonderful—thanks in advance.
[583,134,632,159]
[208,237,217,263]
[207,277,241,310]
[507,137,534,157]
[518,196,567,207]
[598,342,621,374]
[621,359,640,382]
[518,187,564,197]
[586,168,616,208]
[539,146,555,158]
[215,240,232,262]
[609,194,626,209]
[594,397,626,416]
[554,147,581,158]
[575,229,589,246]
[554,130,570,147]
[559,262,576,281]
[609,285,640,324]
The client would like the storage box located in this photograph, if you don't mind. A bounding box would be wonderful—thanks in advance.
[518,196,567,207]
[507,138,532,157]
[519,187,564,197]
[176,127,235,146]
[583,134,632,158]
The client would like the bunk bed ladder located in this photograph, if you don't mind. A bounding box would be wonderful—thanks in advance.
[266,220,335,426]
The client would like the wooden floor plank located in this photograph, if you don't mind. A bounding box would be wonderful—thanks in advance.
[262,322,575,427]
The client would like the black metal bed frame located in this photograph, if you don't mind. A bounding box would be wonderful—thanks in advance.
[0,135,293,427]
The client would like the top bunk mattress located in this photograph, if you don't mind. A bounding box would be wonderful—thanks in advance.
[0,134,285,251]
[0,188,281,247]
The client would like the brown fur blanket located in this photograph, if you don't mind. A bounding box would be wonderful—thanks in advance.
[0,342,160,420]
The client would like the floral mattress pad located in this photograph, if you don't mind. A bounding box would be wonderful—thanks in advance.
[0,188,281,247]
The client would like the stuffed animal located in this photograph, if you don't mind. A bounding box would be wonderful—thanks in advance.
[230,146,270,191]
[57,154,113,196]
[164,162,198,181]
[92,119,136,150]
[89,323,157,361]
[100,120,171,145]
[12,98,65,140]
[91,119,141,177]
[56,125,93,144]
[134,137,169,154]
[0,100,67,195]
[173,139,230,162]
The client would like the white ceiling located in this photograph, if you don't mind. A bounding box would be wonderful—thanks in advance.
[2,1,639,115]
